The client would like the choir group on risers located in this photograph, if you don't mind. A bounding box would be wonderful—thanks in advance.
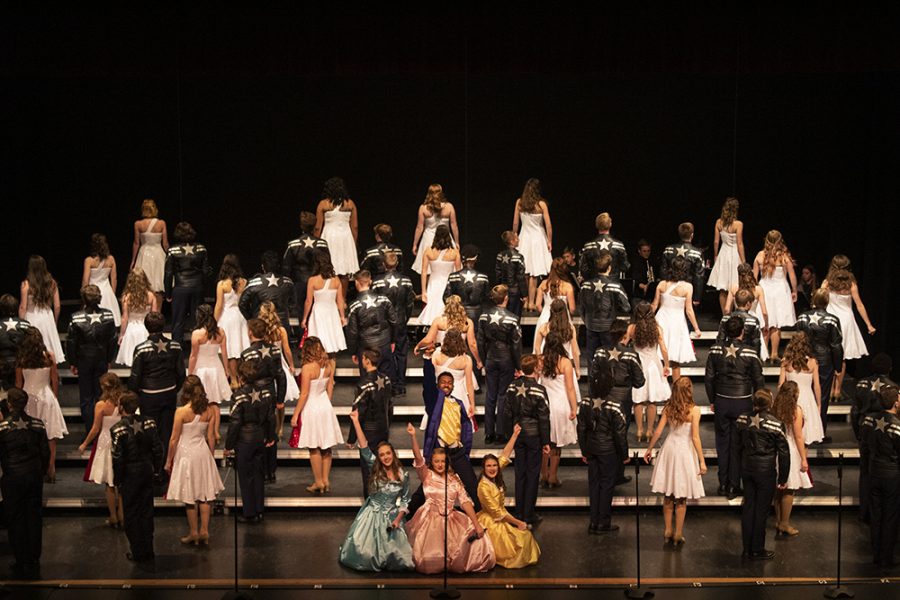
[0,180,897,580]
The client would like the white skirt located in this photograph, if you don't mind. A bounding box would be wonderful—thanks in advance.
[115,319,149,366]
[632,345,670,404]
[219,305,250,359]
[649,426,705,499]
[518,228,552,276]
[136,244,166,292]
[321,225,359,276]
[707,245,740,291]
[758,276,796,328]
[25,307,65,363]
[26,386,68,440]
[195,362,232,405]
[297,391,344,449]
[784,432,813,490]
[166,440,225,503]
[655,307,695,364]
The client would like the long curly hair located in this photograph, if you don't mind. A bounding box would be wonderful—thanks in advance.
[826,268,854,293]
[423,183,446,213]
[195,304,220,340]
[547,299,573,344]
[90,233,110,259]
[257,301,283,345]
[301,336,330,366]
[737,262,757,292]
[663,377,694,426]
[16,328,51,369]
[440,328,467,358]
[369,441,404,491]
[826,254,851,279]
[322,177,349,207]
[541,331,569,378]
[122,268,152,313]
[631,301,659,349]
[479,454,507,492]
[314,252,336,279]
[782,331,812,373]
[218,254,243,289]
[25,255,56,309]
[762,230,791,276]
[442,295,468,333]
[99,372,125,407]
[773,381,799,432]
[519,178,543,213]
[666,256,690,283]
[181,375,210,415]
[545,257,569,299]
[720,197,739,228]
[431,224,453,250]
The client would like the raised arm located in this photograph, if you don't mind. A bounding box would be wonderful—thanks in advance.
[407,422,423,466]
[349,409,368,449]
[501,423,521,460]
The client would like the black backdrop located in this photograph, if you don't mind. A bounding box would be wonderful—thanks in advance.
[3,7,899,362]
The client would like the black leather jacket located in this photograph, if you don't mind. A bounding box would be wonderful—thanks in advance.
[0,317,32,372]
[347,370,393,445]
[716,309,761,352]
[579,276,631,332]
[345,291,398,355]
[0,412,49,477]
[795,309,843,369]
[504,376,550,445]
[860,411,900,478]
[371,271,416,325]
[852,376,897,439]
[111,415,164,482]
[360,242,404,278]
[444,267,490,323]
[590,344,645,401]
[164,243,209,296]
[66,308,118,364]
[225,384,275,448]
[128,334,185,393]
[282,234,329,285]
[577,397,628,458]
[239,272,294,326]
[734,410,789,482]
[494,249,527,296]
[476,307,522,368]
[705,338,765,400]
[580,234,629,280]
[240,341,287,406]
[662,242,705,291]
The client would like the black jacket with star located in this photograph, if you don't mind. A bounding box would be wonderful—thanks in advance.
[444,267,490,324]
[239,272,295,326]
[795,309,843,369]
[734,410,790,482]
[577,396,628,459]
[282,234,329,286]
[476,306,522,368]
[371,271,416,326]
[360,242,404,278]
[0,317,32,373]
[853,376,898,439]
[66,308,118,364]
[225,384,275,448]
[705,338,764,401]
[579,275,631,332]
[716,309,761,352]
[129,333,185,393]
[590,344,645,401]
[0,411,50,477]
[662,242,705,292]
[345,290,399,355]
[348,370,392,445]
[164,242,210,296]
[860,411,900,479]
[504,376,550,445]
[579,234,630,281]
[239,341,287,406]
[111,414,164,482]
[494,248,527,296]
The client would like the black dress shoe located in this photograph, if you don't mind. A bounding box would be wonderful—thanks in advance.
[821,435,832,444]
[727,486,743,500]
[615,476,632,486]
[588,523,599,535]
[750,550,775,560]
[595,524,620,533]
[126,552,154,562]
[236,514,256,524]
[484,435,495,445]
[717,484,728,496]
[494,436,509,445]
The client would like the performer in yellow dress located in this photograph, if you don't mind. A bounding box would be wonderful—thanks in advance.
[477,424,541,568]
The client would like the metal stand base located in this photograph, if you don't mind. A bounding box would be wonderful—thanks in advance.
[824,585,854,599]
[625,586,655,599]
[430,587,461,599]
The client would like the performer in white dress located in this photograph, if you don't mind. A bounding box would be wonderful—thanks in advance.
[78,373,125,528]
[626,302,671,442]
[214,254,249,385]
[19,255,65,364]
[644,377,707,546]
[165,376,224,547]
[418,225,461,326]
[188,305,231,445]
[16,329,66,481]
[259,300,300,446]
[778,334,824,445]
[412,184,459,275]
[512,179,553,309]
[291,338,343,494]
[302,253,347,354]
[82,234,121,326]
[432,330,476,418]
[115,268,156,366]
[130,199,168,304]
[533,258,576,331]
[772,382,812,537]
[651,257,701,376]
[707,197,745,313]
[539,333,578,488]
[753,230,797,362]
[315,177,358,297]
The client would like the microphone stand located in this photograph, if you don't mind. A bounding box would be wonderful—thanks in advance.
[824,453,853,599]
[625,451,653,599]
[222,455,253,600]
[430,460,460,599]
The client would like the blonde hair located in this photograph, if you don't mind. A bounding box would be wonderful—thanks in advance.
[663,377,695,426]
[257,301,283,345]
[141,199,158,218]
[720,197,739,227]
[424,184,446,213]
[762,230,790,276]
[443,295,468,333]
[122,268,152,313]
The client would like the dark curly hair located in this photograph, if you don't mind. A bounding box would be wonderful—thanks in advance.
[737,262,757,292]
[90,233,110,259]
[773,381,799,432]
[631,301,659,350]
[546,299,573,344]
[181,375,210,415]
[322,177,349,207]
[218,254,243,289]
[666,256,690,283]
[440,328,467,358]
[173,222,197,243]
[16,328,51,369]
[431,224,453,250]
[195,304,220,339]
[314,252,336,279]
[541,331,570,378]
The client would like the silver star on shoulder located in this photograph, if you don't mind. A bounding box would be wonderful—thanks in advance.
[265,274,280,287]
[499,254,510,264]
[608,348,622,361]
[302,237,316,248]
[807,312,822,326]
[259,346,272,359]
[183,244,195,255]
[675,246,688,257]
[462,271,476,283]
[598,239,611,250]
[363,296,378,309]
[88,312,103,324]
[2,318,17,331]
[749,414,762,429]
[385,275,400,288]
[875,417,888,432]
[592,280,605,293]
[154,339,169,353]
[725,344,739,359]
[871,379,884,393]
[130,420,144,435]
[249,389,262,403]
[375,376,387,390]
[515,383,526,398]
[489,312,503,325]
[13,418,28,430]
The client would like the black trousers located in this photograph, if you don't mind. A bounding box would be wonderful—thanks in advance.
[859,462,872,522]
[236,440,266,518]
[77,356,108,433]
[121,463,155,560]
[741,469,776,554]
[392,333,410,390]
[713,395,753,488]
[507,292,522,319]
[293,277,309,337]
[514,434,542,523]
[484,357,515,439]
[818,362,835,433]
[585,329,613,365]
[422,359,438,418]
[170,285,203,350]
[359,432,389,498]
[1,473,43,573]
[407,446,481,516]
[138,389,177,473]
[588,453,618,527]
[869,475,900,565]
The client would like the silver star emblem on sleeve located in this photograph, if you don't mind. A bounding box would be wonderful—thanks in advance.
[14,418,28,430]
[725,344,739,359]
[871,379,884,393]
[749,414,762,429]
[515,383,526,398]
[675,246,688,257]
[386,275,400,288]
[593,280,605,292]
[807,312,822,326]
[88,312,103,324]
[130,420,144,434]
[375,376,387,390]
[608,348,622,361]
[265,274,279,287]
[303,237,316,248]
[462,271,476,283]
[598,239,611,250]
[183,244,195,255]
[489,312,503,325]
[2,319,17,331]
[363,296,378,309]
[875,417,888,432]
[154,339,169,353]
[500,254,510,264]
[259,346,272,359]
[249,389,261,403]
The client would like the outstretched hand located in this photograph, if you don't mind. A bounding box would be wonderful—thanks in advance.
[407,422,416,436]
